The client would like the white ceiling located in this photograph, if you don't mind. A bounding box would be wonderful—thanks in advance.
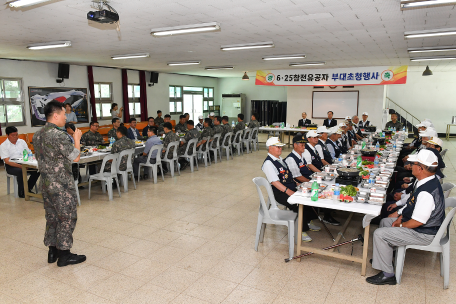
[1,0,456,77]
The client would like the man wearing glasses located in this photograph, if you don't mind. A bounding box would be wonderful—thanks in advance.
[367,150,445,286]
[81,121,103,146]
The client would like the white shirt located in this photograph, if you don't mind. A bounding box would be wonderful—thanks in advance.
[0,138,30,160]
[398,175,437,224]
[262,153,287,183]
[303,143,324,164]
[285,150,304,178]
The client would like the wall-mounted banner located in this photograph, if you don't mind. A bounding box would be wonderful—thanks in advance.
[255,66,407,86]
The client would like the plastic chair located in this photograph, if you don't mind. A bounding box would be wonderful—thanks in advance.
[178,138,199,173]
[395,197,456,288]
[5,163,38,198]
[88,153,121,201]
[442,182,455,199]
[209,133,222,164]
[253,177,297,260]
[440,149,448,160]
[197,138,211,167]
[221,132,233,161]
[75,179,81,206]
[232,130,244,156]
[162,141,180,177]
[138,144,164,184]
[250,128,260,152]
[117,149,136,192]
[242,128,252,154]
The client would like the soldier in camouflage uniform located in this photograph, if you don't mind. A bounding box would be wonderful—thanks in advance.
[161,122,180,159]
[108,117,121,140]
[248,113,260,129]
[197,118,213,152]
[33,100,86,267]
[233,113,246,143]
[221,116,233,145]
[157,114,171,135]
[211,116,224,149]
[81,121,103,146]
[155,110,164,127]
[104,126,135,172]
[175,115,187,133]
[177,120,200,170]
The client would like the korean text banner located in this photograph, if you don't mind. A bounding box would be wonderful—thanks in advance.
[255,66,407,86]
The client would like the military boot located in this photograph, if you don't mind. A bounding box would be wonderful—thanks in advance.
[57,250,86,267]
[48,246,58,263]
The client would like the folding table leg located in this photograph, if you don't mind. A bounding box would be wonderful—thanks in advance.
[361,224,370,276]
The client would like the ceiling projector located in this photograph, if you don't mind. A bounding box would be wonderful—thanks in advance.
[87,10,119,23]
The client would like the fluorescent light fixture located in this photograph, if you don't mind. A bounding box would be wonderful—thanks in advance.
[111,53,150,60]
[27,41,71,50]
[410,56,456,61]
[408,46,456,53]
[221,41,274,51]
[167,61,201,66]
[9,0,51,7]
[289,61,326,66]
[204,66,234,70]
[151,22,220,37]
[405,28,456,39]
[401,0,456,10]
[262,54,306,60]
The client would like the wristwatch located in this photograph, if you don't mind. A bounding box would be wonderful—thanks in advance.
[400,223,403,227]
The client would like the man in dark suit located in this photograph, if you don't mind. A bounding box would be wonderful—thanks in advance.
[298,112,311,127]
[323,111,337,128]
[359,112,370,127]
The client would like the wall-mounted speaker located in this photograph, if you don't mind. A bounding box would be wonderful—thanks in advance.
[58,63,70,79]
[150,72,159,83]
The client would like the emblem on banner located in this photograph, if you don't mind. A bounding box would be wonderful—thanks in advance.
[265,73,275,83]
[381,70,394,81]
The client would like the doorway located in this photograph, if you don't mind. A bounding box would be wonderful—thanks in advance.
[183,93,203,121]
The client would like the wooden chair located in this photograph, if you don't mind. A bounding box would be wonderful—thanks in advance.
[136,122,148,132]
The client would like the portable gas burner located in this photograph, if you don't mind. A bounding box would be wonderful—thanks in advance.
[335,175,361,186]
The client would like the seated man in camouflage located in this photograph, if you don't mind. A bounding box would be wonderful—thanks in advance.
[178,120,200,170]
[232,113,245,143]
[197,118,213,151]
[81,121,103,146]
[175,115,187,133]
[104,126,135,172]
[221,116,233,146]
[211,116,224,149]
[158,114,171,135]
[161,122,180,160]
[248,112,260,129]
[108,117,121,140]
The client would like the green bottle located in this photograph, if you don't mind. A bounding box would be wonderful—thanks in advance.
[356,155,362,167]
[311,181,319,201]
[361,141,366,149]
[23,149,28,161]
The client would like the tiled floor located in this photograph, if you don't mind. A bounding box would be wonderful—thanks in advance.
[1,136,456,303]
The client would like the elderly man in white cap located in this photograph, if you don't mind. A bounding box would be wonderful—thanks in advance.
[359,112,370,127]
[367,149,444,285]
[326,127,342,160]
[209,112,215,127]
[196,115,204,131]
[400,121,431,159]
[261,137,316,241]
[316,126,334,164]
[337,122,350,154]
[351,115,364,140]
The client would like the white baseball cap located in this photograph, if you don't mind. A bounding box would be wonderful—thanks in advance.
[198,115,203,119]
[338,122,346,127]
[345,115,351,120]
[407,149,438,167]
[209,112,215,116]
[420,128,438,138]
[316,126,329,134]
[416,121,431,128]
[266,137,286,147]
[362,112,368,116]
[306,130,319,138]
[427,137,443,147]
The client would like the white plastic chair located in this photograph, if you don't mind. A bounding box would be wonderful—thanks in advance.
[395,197,456,288]
[88,153,121,201]
[5,163,38,198]
[138,144,164,184]
[117,149,136,192]
[179,138,199,173]
[209,133,222,164]
[442,182,455,199]
[242,128,252,154]
[253,177,297,260]
[221,132,233,161]
[197,138,211,167]
[232,130,244,156]
[162,141,180,177]
[250,127,260,152]
[440,149,448,160]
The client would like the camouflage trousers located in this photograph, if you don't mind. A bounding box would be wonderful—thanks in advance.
[43,186,78,250]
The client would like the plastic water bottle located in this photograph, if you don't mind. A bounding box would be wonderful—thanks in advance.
[374,155,379,168]
[375,142,379,150]
[232,121,235,128]
[311,181,319,201]
[356,155,362,167]
[333,183,340,202]
[338,155,342,163]
[28,151,33,161]
[403,126,406,132]
[23,149,28,161]
[393,140,397,150]
[109,137,114,147]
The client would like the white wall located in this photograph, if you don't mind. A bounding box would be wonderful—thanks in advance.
[386,71,456,134]
[218,77,287,117]
[287,86,385,127]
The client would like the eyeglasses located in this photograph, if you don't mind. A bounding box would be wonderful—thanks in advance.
[93,125,99,128]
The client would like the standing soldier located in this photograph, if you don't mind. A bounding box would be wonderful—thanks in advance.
[178,120,200,170]
[155,110,164,127]
[221,116,233,146]
[33,100,86,267]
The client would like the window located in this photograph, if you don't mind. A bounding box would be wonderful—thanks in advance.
[93,82,113,119]
[169,86,183,115]
[128,84,141,117]
[203,87,214,113]
[0,78,25,126]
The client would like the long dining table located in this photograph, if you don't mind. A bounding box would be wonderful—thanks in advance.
[258,126,311,146]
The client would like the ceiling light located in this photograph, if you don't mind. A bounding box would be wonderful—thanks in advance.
[151,22,220,37]
[422,65,433,76]
[204,66,234,70]
[405,28,456,39]
[410,56,456,61]
[289,61,326,66]
[111,53,150,60]
[242,72,250,81]
[262,54,306,60]
[9,0,51,7]
[221,41,274,51]
[401,0,456,10]
[167,61,201,66]
[27,41,71,50]
[408,46,456,53]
